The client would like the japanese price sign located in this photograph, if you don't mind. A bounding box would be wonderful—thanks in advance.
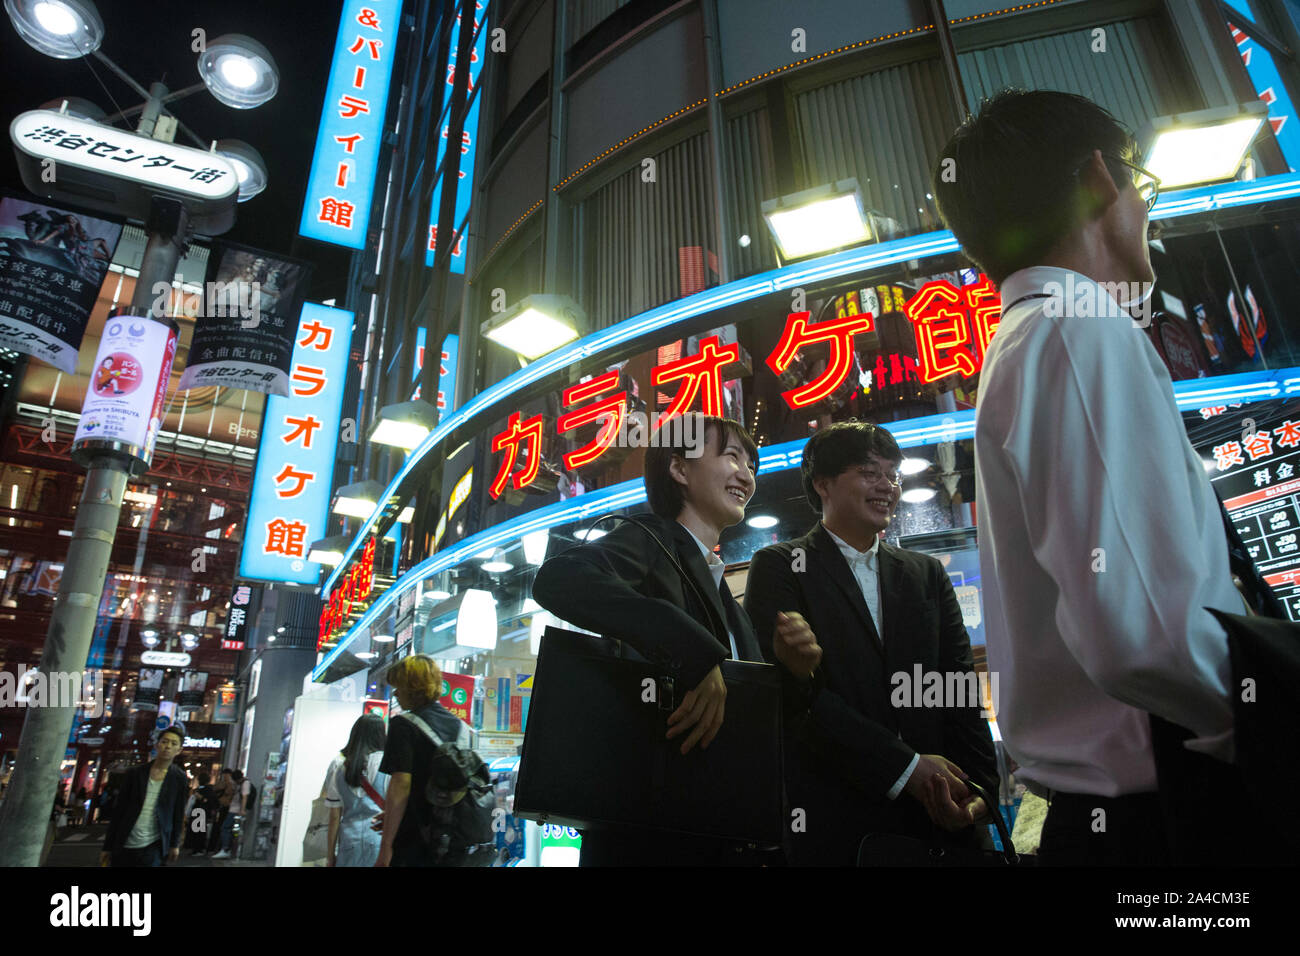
[298,1,404,248]
[239,302,352,584]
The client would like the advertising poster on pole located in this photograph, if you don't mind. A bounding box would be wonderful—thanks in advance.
[0,193,123,372]
[134,667,165,712]
[177,243,312,395]
[71,311,178,469]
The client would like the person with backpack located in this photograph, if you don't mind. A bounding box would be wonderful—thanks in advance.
[212,769,255,860]
[376,654,496,867]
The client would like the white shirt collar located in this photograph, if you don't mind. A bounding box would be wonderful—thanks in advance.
[822,523,880,565]
[999,265,1126,317]
[679,522,723,567]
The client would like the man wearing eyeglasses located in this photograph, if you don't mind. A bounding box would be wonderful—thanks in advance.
[932,90,1253,865]
[745,421,998,866]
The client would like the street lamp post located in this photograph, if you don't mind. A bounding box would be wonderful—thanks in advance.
[0,0,277,866]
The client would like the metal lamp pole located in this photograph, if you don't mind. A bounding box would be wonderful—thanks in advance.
[0,84,191,866]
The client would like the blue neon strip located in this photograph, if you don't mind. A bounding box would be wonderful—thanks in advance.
[315,365,1300,674]
[320,174,1300,595]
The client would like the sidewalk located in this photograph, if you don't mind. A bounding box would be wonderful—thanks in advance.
[43,822,266,867]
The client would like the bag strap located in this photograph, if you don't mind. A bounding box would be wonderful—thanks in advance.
[360,774,385,810]
[399,710,447,747]
[578,513,729,647]
[965,779,1017,865]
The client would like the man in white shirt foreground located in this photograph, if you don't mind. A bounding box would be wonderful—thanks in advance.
[746,421,997,865]
[932,89,1257,864]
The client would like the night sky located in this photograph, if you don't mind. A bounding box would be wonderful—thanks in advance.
[0,0,356,301]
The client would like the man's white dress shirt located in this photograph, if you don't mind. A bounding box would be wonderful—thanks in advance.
[975,266,1240,797]
[821,524,919,798]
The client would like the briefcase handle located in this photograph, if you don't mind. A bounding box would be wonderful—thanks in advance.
[965,779,1017,865]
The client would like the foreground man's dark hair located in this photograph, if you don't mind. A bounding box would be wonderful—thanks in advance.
[801,420,902,514]
[932,88,1139,284]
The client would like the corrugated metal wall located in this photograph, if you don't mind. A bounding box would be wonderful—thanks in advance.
[576,132,717,330]
[794,58,955,237]
[958,17,1203,134]
[726,107,780,278]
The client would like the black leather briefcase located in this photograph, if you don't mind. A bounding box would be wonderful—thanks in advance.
[515,625,784,846]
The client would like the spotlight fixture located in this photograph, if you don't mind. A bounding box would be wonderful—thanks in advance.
[197,33,280,109]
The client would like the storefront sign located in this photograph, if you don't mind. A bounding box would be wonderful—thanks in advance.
[425,2,488,272]
[0,195,123,371]
[71,312,178,468]
[362,698,389,719]
[184,736,224,749]
[11,111,238,202]
[225,583,259,647]
[140,651,191,667]
[439,671,474,723]
[178,245,312,395]
[1210,411,1300,620]
[239,302,352,584]
[318,536,377,649]
[213,683,240,724]
[487,273,1004,494]
[299,0,405,248]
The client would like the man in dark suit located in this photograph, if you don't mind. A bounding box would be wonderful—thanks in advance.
[745,421,997,866]
[100,723,189,867]
[532,412,770,865]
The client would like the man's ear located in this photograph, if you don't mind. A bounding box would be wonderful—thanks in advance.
[1078,149,1121,216]
[812,474,829,507]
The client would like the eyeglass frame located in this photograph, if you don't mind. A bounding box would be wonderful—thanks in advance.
[1074,152,1160,212]
[851,463,904,489]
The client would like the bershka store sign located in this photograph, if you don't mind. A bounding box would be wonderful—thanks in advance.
[318,537,376,649]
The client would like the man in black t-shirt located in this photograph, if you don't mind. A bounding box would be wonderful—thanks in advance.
[377,654,470,867]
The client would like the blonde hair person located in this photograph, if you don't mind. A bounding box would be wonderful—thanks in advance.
[376,654,470,866]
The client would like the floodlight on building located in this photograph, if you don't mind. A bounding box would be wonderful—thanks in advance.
[308,535,350,567]
[762,179,873,261]
[197,33,280,109]
[522,529,549,565]
[1140,102,1269,190]
[5,0,103,58]
[332,480,383,519]
[369,400,438,450]
[481,294,584,360]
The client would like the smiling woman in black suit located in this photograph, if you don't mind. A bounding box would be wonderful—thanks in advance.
[532,412,785,866]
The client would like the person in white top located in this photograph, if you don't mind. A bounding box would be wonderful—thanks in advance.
[933,89,1256,865]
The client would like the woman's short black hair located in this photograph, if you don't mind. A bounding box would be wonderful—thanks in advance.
[644,413,758,519]
[801,420,902,514]
[933,89,1139,285]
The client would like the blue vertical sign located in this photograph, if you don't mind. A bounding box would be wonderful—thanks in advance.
[425,1,489,272]
[299,0,404,248]
[240,303,352,584]
[437,333,459,420]
[1228,20,1300,172]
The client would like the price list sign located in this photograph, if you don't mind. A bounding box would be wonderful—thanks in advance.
[1207,411,1300,620]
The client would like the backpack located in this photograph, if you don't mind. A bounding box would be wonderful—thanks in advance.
[399,712,496,864]
[238,782,256,814]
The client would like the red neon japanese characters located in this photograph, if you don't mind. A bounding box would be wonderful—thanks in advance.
[490,411,544,499]
[557,370,627,470]
[652,336,738,424]
[318,537,377,649]
[905,280,980,383]
[765,311,875,409]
